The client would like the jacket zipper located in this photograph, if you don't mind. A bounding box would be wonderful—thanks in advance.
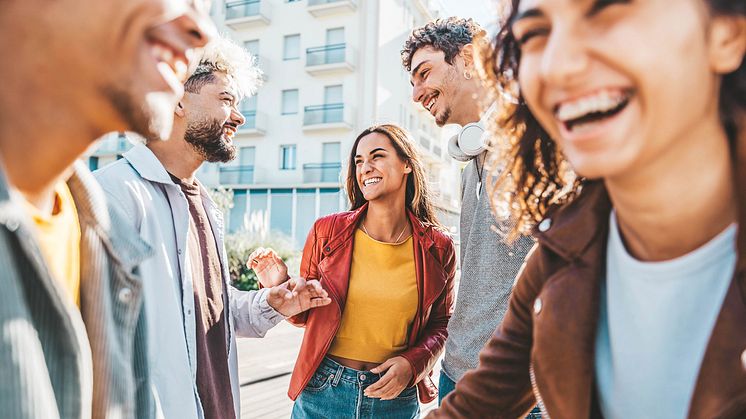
[529,364,550,418]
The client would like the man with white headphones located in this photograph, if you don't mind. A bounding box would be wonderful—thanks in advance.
[402,17,536,407]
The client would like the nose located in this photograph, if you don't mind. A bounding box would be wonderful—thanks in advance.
[231,107,246,127]
[539,24,589,88]
[360,160,373,175]
[412,82,426,104]
[150,8,216,76]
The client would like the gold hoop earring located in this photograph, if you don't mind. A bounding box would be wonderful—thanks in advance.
[463,70,472,80]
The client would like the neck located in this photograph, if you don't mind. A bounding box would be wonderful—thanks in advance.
[147,123,204,181]
[0,30,119,212]
[363,196,410,243]
[606,119,736,262]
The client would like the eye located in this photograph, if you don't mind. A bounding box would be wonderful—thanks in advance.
[588,0,630,16]
[514,27,550,47]
[421,69,429,79]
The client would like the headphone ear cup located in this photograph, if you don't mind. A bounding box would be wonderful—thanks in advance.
[457,122,487,156]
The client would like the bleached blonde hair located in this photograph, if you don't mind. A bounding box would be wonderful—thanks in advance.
[185,34,262,100]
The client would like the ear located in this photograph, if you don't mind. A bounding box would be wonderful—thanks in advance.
[709,15,746,75]
[460,43,475,69]
[174,101,186,118]
[404,161,413,174]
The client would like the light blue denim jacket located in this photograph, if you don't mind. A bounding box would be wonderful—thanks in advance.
[95,143,283,419]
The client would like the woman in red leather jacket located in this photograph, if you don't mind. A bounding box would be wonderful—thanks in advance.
[251,123,456,418]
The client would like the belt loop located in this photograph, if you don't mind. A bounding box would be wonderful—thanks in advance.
[331,364,344,387]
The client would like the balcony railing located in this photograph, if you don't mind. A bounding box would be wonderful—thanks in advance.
[307,0,356,17]
[225,0,260,19]
[303,163,342,183]
[307,43,345,66]
[219,165,254,185]
[304,103,344,125]
[241,110,257,130]
[224,0,270,29]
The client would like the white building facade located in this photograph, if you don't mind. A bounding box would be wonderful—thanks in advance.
[91,0,462,249]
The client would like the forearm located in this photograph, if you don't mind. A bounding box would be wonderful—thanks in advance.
[229,287,284,338]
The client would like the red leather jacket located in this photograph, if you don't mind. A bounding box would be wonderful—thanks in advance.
[287,204,457,403]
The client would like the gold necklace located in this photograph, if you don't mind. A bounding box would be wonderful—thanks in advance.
[361,221,408,244]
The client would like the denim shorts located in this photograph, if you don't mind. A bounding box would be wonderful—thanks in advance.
[291,357,420,419]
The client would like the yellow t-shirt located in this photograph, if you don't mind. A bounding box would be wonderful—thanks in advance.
[22,181,82,307]
[328,229,418,363]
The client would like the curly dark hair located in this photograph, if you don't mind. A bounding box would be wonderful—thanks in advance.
[481,0,746,241]
[401,17,485,72]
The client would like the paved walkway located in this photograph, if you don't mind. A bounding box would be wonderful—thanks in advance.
[238,322,440,418]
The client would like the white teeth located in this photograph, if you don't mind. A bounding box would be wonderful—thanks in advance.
[556,90,627,122]
[363,177,381,186]
[425,95,437,111]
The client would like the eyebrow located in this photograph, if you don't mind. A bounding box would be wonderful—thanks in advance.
[410,60,429,78]
[512,7,545,24]
[355,147,388,159]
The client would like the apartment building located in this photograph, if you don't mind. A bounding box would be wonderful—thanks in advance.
[90,0,462,249]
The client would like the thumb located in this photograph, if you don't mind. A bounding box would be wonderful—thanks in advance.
[370,359,392,374]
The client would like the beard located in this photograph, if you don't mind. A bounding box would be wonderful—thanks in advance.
[184,117,237,163]
[435,107,451,127]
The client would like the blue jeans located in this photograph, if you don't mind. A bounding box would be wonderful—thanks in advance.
[292,357,420,419]
[438,371,542,417]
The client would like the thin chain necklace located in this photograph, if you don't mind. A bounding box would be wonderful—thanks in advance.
[361,221,408,244]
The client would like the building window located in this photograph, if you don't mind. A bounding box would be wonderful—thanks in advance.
[244,39,259,63]
[281,89,299,115]
[283,34,300,60]
[280,145,296,170]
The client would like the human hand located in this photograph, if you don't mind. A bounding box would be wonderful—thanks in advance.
[363,356,414,400]
[266,276,331,317]
[248,247,288,288]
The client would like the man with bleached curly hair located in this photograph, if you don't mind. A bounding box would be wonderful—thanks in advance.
[94,36,331,419]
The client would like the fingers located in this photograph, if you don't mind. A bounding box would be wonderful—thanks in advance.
[369,359,392,374]
[308,297,331,308]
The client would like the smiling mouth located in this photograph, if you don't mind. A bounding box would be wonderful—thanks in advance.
[424,92,439,114]
[223,124,238,139]
[363,177,382,187]
[554,89,633,133]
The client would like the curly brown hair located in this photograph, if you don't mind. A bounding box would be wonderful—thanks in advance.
[401,17,485,72]
[479,0,746,242]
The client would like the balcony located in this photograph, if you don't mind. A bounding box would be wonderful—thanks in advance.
[219,165,254,185]
[307,0,356,17]
[302,103,354,132]
[303,163,342,183]
[305,44,355,76]
[225,0,270,30]
[239,110,266,136]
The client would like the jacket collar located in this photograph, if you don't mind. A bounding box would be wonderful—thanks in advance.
[325,203,436,254]
[124,142,176,185]
[533,180,613,262]
[67,161,152,272]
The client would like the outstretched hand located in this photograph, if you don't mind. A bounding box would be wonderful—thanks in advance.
[364,356,414,400]
[266,276,331,317]
[248,247,289,288]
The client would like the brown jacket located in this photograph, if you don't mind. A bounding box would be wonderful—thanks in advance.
[287,204,457,403]
[430,180,746,418]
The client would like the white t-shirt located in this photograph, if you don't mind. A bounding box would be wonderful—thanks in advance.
[594,211,736,419]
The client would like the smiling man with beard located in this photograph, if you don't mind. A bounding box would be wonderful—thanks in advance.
[94,37,331,419]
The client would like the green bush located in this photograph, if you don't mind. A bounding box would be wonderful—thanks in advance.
[225,232,301,291]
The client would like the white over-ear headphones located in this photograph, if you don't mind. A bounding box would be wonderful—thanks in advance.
[455,102,496,157]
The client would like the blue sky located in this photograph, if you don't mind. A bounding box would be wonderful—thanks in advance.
[440,0,496,27]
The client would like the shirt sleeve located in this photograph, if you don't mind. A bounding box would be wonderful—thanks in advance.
[228,286,285,338]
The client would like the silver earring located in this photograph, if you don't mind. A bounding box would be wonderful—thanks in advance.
[463,70,473,80]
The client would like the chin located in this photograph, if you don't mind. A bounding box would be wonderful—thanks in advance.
[566,151,635,180]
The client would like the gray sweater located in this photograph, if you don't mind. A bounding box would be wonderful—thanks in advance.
[442,151,534,382]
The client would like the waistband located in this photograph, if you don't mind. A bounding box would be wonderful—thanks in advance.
[315,357,383,386]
